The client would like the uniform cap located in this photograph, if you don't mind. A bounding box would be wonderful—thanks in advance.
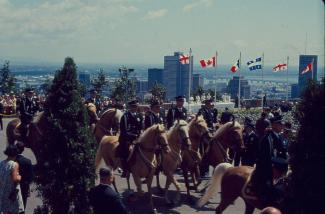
[4,144,19,156]
[24,88,34,93]
[175,95,185,101]
[270,115,284,124]
[150,99,160,107]
[128,99,139,106]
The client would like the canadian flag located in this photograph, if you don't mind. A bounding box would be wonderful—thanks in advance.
[301,60,313,74]
[200,56,216,68]
[179,54,190,64]
[273,63,287,72]
[230,60,240,73]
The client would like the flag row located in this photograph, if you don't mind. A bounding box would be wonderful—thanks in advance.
[179,54,313,75]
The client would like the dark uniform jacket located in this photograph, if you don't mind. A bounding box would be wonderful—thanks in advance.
[166,106,187,129]
[254,130,287,196]
[16,154,34,207]
[241,131,258,166]
[19,97,38,123]
[89,184,129,214]
[197,107,216,129]
[144,110,164,130]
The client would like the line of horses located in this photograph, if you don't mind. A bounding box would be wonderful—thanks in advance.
[5,105,276,214]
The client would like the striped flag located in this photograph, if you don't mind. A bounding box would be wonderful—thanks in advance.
[200,56,216,68]
[273,64,287,72]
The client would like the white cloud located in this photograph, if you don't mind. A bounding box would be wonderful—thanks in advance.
[142,9,168,20]
[183,0,214,13]
[0,0,139,44]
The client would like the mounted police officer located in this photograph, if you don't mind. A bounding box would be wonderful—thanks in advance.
[241,118,258,166]
[144,99,164,130]
[197,98,217,132]
[18,88,38,143]
[166,95,187,129]
[252,114,288,205]
[86,89,102,114]
[118,99,143,177]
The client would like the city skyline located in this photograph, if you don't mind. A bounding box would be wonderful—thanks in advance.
[0,0,324,67]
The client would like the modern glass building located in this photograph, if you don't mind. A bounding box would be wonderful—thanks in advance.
[227,76,251,99]
[148,68,164,90]
[192,73,203,92]
[164,52,193,101]
[298,55,318,95]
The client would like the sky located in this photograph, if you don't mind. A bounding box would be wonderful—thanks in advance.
[0,0,324,67]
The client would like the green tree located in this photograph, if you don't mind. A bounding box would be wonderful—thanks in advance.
[35,57,96,213]
[110,66,135,103]
[150,82,166,102]
[0,61,16,94]
[91,68,108,94]
[285,79,325,214]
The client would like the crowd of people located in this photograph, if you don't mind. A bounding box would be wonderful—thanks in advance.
[0,87,295,213]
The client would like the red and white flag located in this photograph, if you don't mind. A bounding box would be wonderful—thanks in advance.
[179,54,190,64]
[301,60,313,74]
[200,56,216,68]
[273,63,287,72]
[230,60,240,73]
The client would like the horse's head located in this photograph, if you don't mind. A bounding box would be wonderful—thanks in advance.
[155,124,170,153]
[189,115,212,148]
[113,109,123,131]
[173,120,191,150]
[85,103,99,123]
[214,121,244,151]
[25,113,46,151]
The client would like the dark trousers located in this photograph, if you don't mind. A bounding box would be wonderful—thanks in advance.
[20,184,30,209]
[0,115,3,130]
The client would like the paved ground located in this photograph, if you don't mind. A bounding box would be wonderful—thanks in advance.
[0,117,260,214]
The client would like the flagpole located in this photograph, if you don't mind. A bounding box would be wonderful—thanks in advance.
[214,51,218,103]
[238,52,241,109]
[286,56,289,101]
[261,52,264,108]
[188,48,192,112]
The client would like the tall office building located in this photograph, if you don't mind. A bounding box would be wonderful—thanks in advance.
[79,71,91,87]
[164,52,193,100]
[298,55,317,95]
[134,78,148,101]
[291,83,299,98]
[192,74,204,92]
[227,76,250,99]
[148,68,164,90]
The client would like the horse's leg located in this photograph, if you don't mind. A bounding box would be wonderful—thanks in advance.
[171,175,181,204]
[164,174,172,205]
[113,179,119,193]
[182,169,191,201]
[126,172,131,191]
[146,175,156,214]
[191,170,198,192]
[155,170,162,191]
[133,174,144,196]
[215,198,232,214]
[244,200,255,214]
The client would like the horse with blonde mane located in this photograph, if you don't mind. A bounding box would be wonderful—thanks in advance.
[85,103,99,133]
[95,124,170,213]
[161,119,191,204]
[94,108,123,143]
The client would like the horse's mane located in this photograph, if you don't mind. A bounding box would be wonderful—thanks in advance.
[167,120,188,142]
[188,115,207,129]
[100,108,123,120]
[138,124,165,142]
[213,121,241,139]
[85,103,97,113]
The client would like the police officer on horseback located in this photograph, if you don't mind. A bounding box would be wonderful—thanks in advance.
[166,95,187,129]
[253,114,288,205]
[197,98,217,132]
[118,99,143,177]
[18,88,38,143]
[86,89,102,114]
[144,99,164,130]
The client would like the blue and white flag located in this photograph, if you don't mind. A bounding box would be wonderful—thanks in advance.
[247,57,262,71]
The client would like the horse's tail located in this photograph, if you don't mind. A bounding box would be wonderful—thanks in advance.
[95,140,103,171]
[197,162,233,207]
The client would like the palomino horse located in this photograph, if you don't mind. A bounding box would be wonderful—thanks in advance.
[94,108,123,143]
[6,112,47,161]
[85,103,99,133]
[95,124,170,213]
[161,120,191,204]
[197,163,286,214]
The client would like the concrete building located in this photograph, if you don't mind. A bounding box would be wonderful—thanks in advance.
[192,73,203,92]
[227,76,251,99]
[164,52,193,100]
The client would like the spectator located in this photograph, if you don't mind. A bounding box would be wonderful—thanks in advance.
[15,142,34,209]
[89,168,129,214]
[0,144,24,214]
[0,99,3,130]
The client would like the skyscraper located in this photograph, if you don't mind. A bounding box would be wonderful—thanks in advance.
[148,68,164,90]
[79,71,91,87]
[192,73,203,92]
[227,76,250,99]
[298,55,317,95]
[164,52,193,100]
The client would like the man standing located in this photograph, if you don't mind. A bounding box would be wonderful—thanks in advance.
[197,99,216,132]
[253,114,288,205]
[18,88,38,143]
[15,142,34,210]
[144,99,164,130]
[89,168,129,214]
[241,119,258,166]
[118,100,143,176]
[166,96,187,129]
